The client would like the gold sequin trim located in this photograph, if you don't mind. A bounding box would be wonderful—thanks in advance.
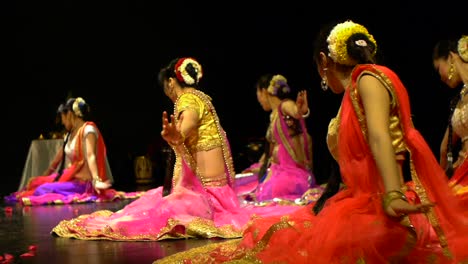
[173,90,236,188]
[350,68,407,154]
[274,109,299,163]
[52,212,243,241]
[409,153,452,258]
[152,239,242,264]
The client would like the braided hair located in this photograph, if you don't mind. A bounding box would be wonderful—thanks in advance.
[53,132,71,181]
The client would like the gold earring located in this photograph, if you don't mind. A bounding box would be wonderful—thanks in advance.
[448,63,455,80]
[321,68,328,91]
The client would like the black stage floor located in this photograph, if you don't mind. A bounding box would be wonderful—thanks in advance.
[0,199,228,264]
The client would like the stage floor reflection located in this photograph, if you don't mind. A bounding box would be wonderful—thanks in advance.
[0,199,228,264]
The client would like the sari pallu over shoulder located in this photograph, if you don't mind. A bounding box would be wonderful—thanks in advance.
[344,64,468,261]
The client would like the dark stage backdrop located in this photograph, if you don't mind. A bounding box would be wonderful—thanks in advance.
[2,1,465,195]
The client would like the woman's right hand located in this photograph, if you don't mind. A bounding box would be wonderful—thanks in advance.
[295,90,309,116]
[385,198,435,217]
[161,111,184,146]
[93,179,112,194]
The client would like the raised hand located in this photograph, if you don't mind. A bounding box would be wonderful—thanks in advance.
[161,111,185,146]
[296,90,309,116]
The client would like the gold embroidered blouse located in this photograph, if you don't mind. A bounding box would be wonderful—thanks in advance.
[327,71,407,161]
[175,93,223,153]
[451,86,468,166]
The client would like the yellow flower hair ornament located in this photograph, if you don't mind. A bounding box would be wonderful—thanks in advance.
[267,74,290,95]
[72,97,86,117]
[175,57,203,85]
[458,35,468,62]
[327,20,377,66]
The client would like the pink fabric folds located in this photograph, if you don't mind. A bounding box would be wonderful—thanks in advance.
[51,154,300,241]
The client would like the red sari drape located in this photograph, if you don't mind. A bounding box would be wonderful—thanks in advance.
[15,121,108,197]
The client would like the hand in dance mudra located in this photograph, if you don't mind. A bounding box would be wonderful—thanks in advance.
[161,111,185,146]
[296,90,309,116]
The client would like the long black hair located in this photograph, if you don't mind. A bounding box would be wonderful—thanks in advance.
[311,20,379,215]
[445,93,461,178]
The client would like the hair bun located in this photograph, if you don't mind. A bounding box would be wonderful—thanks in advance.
[458,35,468,62]
[72,97,86,117]
[327,20,377,66]
[174,57,203,85]
[267,75,290,95]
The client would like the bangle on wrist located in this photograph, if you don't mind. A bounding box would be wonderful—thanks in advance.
[382,190,407,210]
[302,108,310,118]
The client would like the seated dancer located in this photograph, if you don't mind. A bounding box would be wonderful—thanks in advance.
[235,74,323,205]
[433,35,468,204]
[51,57,301,241]
[153,21,468,264]
[5,97,141,206]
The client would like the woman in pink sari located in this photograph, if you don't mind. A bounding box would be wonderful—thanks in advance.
[5,97,134,206]
[236,74,323,205]
[51,57,300,241]
[153,21,468,264]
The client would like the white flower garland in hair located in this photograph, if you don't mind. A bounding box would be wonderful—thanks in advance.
[326,20,377,66]
[72,97,86,117]
[458,35,468,62]
[176,58,203,85]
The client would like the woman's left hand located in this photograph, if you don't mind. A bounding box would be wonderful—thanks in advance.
[385,198,435,217]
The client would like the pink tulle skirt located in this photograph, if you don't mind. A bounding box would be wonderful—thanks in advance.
[52,185,301,241]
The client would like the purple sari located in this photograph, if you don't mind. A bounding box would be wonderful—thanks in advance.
[237,102,323,203]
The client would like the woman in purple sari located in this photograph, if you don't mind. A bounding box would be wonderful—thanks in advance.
[236,74,323,204]
[5,97,138,205]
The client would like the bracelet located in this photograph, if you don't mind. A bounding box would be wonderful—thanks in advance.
[382,190,407,210]
[302,108,310,118]
[92,177,101,185]
[169,131,186,146]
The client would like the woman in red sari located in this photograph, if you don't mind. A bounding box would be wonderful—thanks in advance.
[154,21,468,264]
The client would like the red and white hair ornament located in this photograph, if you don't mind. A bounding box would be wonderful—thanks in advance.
[175,57,203,85]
